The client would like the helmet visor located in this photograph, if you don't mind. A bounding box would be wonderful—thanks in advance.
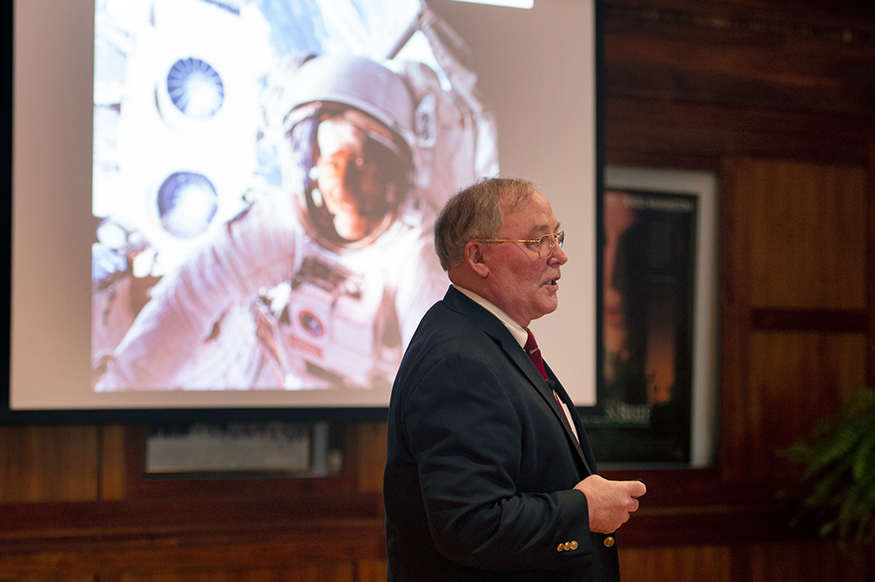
[286,104,413,247]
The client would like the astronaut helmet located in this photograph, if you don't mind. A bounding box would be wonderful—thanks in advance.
[281,54,416,252]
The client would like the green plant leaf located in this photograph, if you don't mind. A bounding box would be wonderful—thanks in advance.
[851,427,875,481]
[779,387,875,543]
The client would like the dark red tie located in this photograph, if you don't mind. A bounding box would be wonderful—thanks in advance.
[526,329,579,444]
[524,329,548,380]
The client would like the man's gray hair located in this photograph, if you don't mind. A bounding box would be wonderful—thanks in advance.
[434,177,538,271]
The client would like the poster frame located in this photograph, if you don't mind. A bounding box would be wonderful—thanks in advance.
[589,165,719,468]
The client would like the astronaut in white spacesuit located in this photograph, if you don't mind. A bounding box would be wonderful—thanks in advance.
[96,53,496,391]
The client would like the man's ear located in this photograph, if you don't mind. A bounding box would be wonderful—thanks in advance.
[464,241,490,278]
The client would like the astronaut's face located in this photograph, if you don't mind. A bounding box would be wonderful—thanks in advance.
[313,109,399,241]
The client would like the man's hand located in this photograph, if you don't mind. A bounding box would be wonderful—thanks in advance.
[574,475,646,534]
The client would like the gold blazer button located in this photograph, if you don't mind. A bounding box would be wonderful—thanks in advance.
[603,535,616,548]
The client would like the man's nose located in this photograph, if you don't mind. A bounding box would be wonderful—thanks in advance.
[550,243,568,264]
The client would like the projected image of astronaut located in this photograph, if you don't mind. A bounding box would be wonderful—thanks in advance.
[91,0,498,392]
[250,53,447,391]
[94,44,496,391]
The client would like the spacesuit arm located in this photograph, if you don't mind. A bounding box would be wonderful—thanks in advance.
[97,195,299,390]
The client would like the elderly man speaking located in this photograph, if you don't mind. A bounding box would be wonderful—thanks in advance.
[384,177,646,581]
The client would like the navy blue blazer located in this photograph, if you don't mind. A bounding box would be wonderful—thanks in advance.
[384,286,620,581]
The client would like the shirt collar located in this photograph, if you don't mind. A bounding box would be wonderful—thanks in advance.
[452,284,529,348]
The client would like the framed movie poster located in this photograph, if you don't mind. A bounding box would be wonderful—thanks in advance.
[585,167,719,467]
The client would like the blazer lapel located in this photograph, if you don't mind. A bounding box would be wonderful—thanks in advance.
[544,363,596,476]
[502,337,594,475]
[442,286,594,475]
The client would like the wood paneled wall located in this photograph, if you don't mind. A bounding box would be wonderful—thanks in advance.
[4,1,875,580]
[0,424,390,580]
[720,159,869,483]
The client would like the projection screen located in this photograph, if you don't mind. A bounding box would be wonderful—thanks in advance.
[6,0,601,419]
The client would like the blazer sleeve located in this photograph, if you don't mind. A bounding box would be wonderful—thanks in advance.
[401,347,596,571]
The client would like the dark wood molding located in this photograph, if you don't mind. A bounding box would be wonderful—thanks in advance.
[0,499,384,539]
[605,1,875,43]
[868,139,875,389]
[0,510,386,578]
[605,97,873,166]
[750,309,868,333]
[718,158,755,482]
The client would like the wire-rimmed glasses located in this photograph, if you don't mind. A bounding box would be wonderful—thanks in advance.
[472,231,565,258]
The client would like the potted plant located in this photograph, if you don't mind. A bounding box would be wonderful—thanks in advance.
[779,386,875,544]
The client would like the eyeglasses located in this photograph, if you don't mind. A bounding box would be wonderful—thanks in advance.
[473,231,565,258]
